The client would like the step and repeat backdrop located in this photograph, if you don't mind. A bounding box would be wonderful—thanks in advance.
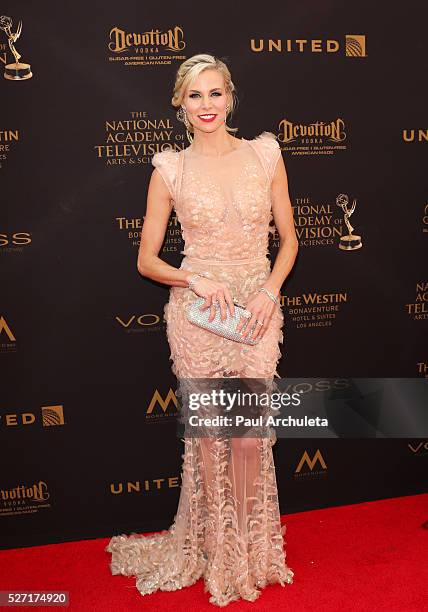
[1,2,427,548]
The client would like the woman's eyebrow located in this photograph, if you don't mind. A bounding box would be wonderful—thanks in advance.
[188,87,222,93]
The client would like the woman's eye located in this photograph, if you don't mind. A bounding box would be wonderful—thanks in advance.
[189,92,222,98]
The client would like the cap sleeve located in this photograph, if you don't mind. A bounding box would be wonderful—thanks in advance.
[252,131,282,183]
[151,149,179,201]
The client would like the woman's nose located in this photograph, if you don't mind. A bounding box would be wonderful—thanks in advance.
[201,97,212,109]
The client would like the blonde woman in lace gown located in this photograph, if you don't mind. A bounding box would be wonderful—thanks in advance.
[106,54,299,607]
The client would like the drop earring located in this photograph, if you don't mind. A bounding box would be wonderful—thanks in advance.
[176,105,193,144]
[224,104,230,124]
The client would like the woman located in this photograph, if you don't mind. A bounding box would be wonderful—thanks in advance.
[106,53,298,607]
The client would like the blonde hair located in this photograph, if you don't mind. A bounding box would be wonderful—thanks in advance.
[172,53,238,134]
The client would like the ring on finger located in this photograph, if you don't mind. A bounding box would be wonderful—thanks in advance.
[256,319,264,326]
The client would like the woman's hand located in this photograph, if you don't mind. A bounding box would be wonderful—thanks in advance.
[236,289,277,341]
[190,276,235,322]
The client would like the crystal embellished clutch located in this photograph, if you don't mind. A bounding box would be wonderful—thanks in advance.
[186,297,261,345]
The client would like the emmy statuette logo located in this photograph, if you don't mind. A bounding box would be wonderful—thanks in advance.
[0,15,32,80]
[336,193,363,250]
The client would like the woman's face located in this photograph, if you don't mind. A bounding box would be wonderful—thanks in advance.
[183,69,230,134]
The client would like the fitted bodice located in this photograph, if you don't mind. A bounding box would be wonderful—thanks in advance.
[151,131,281,261]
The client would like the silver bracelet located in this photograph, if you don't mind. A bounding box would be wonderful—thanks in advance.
[187,273,208,292]
[257,287,279,304]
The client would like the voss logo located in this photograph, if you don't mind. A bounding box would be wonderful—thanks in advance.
[0,232,32,246]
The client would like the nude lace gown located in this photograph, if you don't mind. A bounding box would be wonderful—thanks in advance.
[106,131,294,606]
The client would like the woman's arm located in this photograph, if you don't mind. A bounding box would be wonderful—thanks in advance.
[262,154,299,296]
[137,169,193,288]
[138,167,236,320]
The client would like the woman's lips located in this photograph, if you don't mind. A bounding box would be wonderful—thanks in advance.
[198,114,217,123]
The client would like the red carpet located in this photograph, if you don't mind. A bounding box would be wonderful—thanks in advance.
[1,494,427,611]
